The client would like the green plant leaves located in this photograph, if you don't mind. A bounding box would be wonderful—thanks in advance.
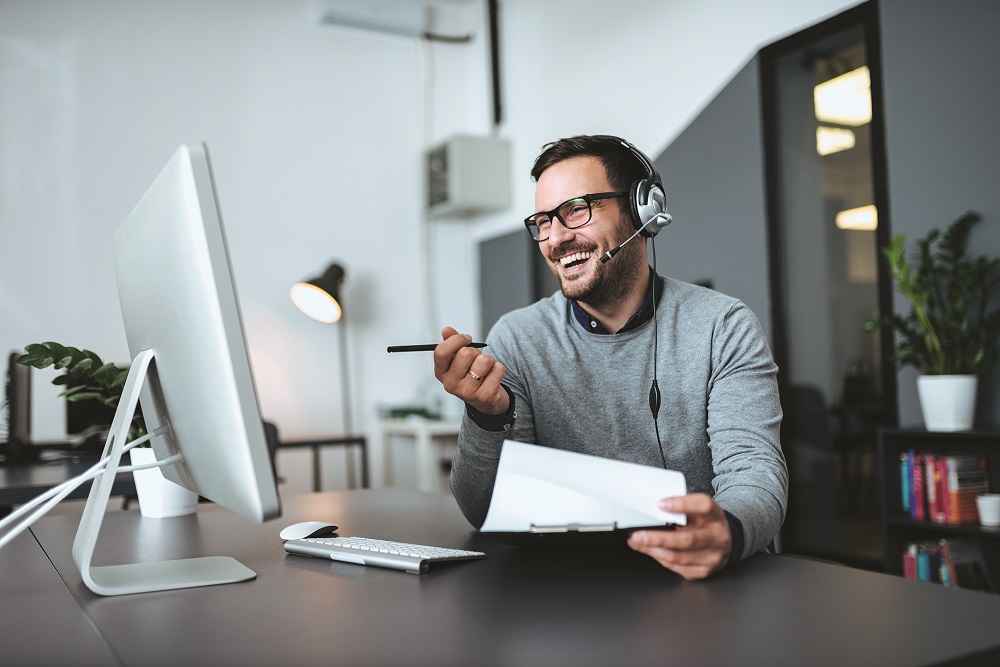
[15,342,147,442]
[866,211,1000,374]
[17,342,132,414]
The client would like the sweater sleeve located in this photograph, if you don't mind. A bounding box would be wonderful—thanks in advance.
[706,302,788,560]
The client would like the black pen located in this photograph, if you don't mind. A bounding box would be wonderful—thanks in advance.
[386,343,487,353]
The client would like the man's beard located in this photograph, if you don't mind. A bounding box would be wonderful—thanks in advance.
[552,218,645,310]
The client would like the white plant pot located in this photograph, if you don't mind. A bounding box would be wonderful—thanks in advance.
[916,374,977,432]
[129,448,198,518]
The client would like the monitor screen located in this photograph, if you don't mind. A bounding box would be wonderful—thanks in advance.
[3,351,31,461]
[111,143,279,523]
[65,392,116,439]
[72,143,280,595]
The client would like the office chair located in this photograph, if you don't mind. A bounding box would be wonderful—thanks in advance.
[263,420,283,484]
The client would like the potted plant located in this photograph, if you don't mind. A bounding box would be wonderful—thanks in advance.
[865,211,1000,430]
[16,342,141,437]
[16,342,197,517]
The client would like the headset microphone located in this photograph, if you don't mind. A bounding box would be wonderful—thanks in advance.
[599,213,672,263]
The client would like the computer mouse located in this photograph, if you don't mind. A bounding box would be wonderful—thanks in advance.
[279,521,340,541]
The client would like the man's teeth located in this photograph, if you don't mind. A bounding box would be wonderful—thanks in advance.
[560,251,593,268]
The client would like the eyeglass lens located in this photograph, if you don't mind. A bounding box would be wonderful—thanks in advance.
[528,198,591,240]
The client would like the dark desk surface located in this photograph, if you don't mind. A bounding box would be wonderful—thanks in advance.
[0,531,117,666]
[16,489,1000,666]
[0,455,136,509]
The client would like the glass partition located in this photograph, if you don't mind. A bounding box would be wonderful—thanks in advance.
[762,3,895,568]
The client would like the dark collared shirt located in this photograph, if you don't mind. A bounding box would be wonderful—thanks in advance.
[571,270,664,334]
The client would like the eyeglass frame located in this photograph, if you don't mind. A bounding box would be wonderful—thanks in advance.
[523,191,625,242]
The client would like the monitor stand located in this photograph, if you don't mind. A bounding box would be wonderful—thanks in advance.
[71,348,256,596]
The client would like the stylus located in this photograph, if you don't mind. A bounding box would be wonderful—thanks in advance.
[386,343,487,353]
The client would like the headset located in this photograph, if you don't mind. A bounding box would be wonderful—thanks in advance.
[596,135,670,238]
[592,135,671,466]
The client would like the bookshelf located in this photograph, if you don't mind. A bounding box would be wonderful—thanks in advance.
[879,428,1000,592]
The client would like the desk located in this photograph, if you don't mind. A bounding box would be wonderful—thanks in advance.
[371,418,461,492]
[14,489,1000,666]
[274,434,367,491]
[0,530,117,665]
[0,457,137,516]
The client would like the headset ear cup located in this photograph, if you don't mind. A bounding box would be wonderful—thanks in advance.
[628,179,648,232]
[635,182,667,237]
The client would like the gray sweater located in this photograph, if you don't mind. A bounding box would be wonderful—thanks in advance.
[449,276,788,560]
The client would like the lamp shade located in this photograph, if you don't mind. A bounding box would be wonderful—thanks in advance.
[290,263,345,323]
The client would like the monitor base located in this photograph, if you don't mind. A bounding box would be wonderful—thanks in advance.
[72,349,258,596]
[85,557,256,596]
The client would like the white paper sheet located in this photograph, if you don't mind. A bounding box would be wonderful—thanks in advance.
[480,441,687,532]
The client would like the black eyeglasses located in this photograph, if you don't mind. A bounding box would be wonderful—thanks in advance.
[523,192,625,241]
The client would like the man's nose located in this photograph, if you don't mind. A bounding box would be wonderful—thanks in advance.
[546,216,575,247]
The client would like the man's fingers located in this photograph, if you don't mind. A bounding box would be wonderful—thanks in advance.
[433,330,475,377]
[628,529,730,580]
[630,527,712,552]
[431,326,507,414]
[473,360,505,394]
[460,360,508,415]
[659,493,717,517]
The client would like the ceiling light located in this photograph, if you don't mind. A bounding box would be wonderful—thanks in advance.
[814,66,872,126]
[816,126,856,156]
[836,204,878,231]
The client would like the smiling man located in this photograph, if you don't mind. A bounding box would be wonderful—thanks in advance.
[433,135,787,580]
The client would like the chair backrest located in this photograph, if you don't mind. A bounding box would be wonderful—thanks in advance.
[262,421,279,481]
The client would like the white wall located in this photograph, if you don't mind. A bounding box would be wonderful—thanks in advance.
[0,0,858,489]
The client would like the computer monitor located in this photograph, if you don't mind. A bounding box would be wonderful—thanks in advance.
[3,351,32,462]
[73,143,281,596]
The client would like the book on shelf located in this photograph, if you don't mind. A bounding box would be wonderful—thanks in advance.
[898,450,990,524]
[925,454,939,523]
[901,538,994,592]
[900,452,911,514]
[911,452,925,521]
[946,455,989,524]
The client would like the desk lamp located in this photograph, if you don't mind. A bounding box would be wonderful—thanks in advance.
[290,263,354,436]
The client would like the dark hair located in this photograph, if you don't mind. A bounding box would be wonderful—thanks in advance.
[529,135,646,195]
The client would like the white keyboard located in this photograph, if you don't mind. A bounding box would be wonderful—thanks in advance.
[283,536,487,574]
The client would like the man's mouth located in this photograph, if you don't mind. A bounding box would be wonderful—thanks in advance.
[559,251,594,270]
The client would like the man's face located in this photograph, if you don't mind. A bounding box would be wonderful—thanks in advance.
[534,156,643,307]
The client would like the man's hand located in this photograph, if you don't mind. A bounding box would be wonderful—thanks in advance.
[627,493,732,580]
[433,326,509,415]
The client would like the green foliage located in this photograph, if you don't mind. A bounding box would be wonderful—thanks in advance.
[865,211,1000,374]
[16,342,145,438]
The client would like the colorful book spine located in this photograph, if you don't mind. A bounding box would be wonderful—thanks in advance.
[916,542,930,581]
[925,454,938,522]
[902,543,917,580]
[935,457,950,523]
[900,452,911,514]
[912,453,925,521]
[898,449,991,525]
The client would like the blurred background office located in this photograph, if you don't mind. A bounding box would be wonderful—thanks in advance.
[2,1,998,567]
[0,0,855,451]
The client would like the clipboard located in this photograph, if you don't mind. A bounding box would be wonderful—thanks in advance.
[482,521,677,548]
[477,441,686,546]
